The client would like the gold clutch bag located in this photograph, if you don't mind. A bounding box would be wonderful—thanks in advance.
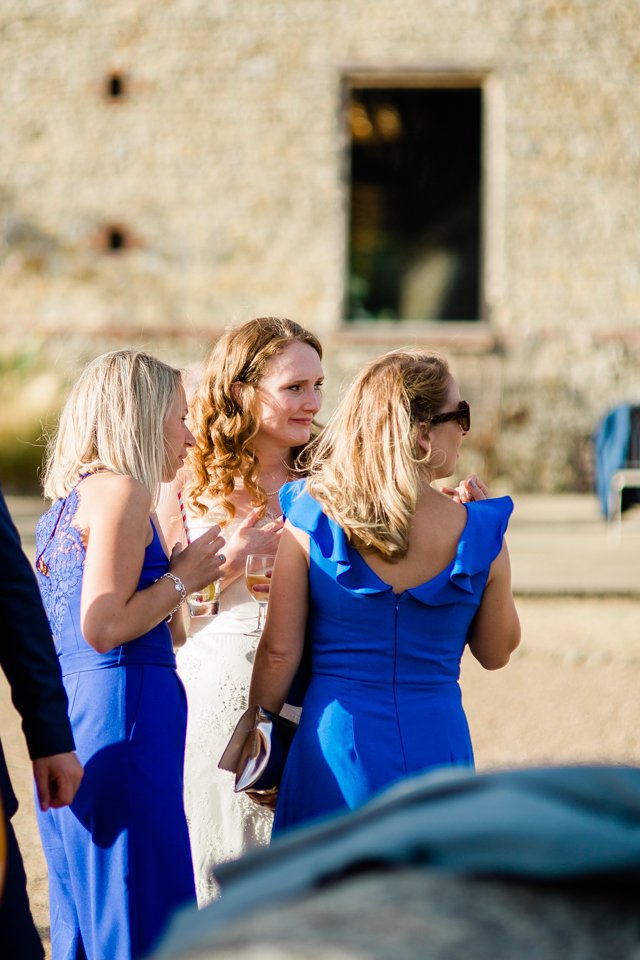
[218,704,298,807]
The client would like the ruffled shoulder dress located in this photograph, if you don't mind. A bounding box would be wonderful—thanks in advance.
[273,480,513,835]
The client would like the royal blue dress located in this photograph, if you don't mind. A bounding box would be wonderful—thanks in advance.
[273,480,513,835]
[34,485,196,960]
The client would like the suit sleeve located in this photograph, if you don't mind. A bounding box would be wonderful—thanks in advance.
[0,487,75,759]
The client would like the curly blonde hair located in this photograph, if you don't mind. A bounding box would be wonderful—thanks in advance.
[305,349,452,561]
[187,316,322,521]
[43,349,181,502]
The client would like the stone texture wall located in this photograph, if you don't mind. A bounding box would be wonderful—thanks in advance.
[1,0,639,491]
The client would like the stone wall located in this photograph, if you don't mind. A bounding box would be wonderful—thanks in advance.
[1,1,639,491]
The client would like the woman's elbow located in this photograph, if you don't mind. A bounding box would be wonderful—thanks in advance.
[257,627,299,666]
[477,649,513,671]
[82,619,123,654]
[473,627,521,671]
[255,645,294,673]
[85,637,117,654]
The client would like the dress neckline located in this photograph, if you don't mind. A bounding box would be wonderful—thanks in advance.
[346,505,470,597]
[280,479,513,602]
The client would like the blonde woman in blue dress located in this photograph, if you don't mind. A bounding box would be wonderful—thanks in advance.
[34,350,225,959]
[250,349,521,834]
[158,317,324,904]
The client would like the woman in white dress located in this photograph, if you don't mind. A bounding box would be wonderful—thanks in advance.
[158,317,324,905]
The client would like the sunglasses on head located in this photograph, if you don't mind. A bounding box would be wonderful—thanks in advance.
[427,400,470,432]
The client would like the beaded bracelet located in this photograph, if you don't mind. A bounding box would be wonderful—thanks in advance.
[156,571,187,621]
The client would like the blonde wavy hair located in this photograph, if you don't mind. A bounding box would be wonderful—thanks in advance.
[42,349,181,502]
[305,350,452,561]
[187,316,323,521]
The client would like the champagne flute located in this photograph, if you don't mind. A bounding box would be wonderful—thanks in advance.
[245,554,275,636]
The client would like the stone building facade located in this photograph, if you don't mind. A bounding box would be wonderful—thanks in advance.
[1,1,639,492]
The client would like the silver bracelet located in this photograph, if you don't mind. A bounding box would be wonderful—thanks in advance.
[156,572,187,621]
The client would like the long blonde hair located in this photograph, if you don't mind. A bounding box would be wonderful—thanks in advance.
[43,349,181,501]
[187,316,322,521]
[305,350,452,560]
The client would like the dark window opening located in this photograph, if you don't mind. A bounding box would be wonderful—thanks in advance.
[108,229,124,250]
[106,72,125,99]
[106,227,126,252]
[346,85,482,322]
[91,223,139,254]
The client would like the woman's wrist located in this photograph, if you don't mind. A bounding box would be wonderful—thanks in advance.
[156,571,187,620]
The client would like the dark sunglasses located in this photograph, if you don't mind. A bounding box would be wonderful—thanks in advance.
[427,400,470,432]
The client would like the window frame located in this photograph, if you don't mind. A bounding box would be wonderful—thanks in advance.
[338,69,503,345]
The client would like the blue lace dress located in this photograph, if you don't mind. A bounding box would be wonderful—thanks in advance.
[34,485,196,960]
[273,480,513,835]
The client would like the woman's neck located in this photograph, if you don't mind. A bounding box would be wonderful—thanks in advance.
[257,462,292,496]
[252,440,293,492]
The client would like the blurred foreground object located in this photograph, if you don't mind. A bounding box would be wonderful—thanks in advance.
[154,764,640,960]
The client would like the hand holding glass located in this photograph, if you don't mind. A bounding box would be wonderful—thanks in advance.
[184,521,223,619]
[245,554,275,635]
[187,579,220,618]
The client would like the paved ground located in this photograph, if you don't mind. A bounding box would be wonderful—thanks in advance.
[1,492,639,956]
[506,492,640,596]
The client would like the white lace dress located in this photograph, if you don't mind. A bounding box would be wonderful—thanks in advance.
[177,515,273,906]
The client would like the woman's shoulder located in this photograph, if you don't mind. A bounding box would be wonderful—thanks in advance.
[464,495,514,530]
[78,472,152,516]
[279,480,351,566]
[457,496,513,571]
[82,470,149,494]
[279,479,316,520]
[280,479,328,531]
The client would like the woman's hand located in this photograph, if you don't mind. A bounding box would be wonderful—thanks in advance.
[169,524,226,594]
[218,508,284,586]
[441,475,490,503]
[244,787,278,810]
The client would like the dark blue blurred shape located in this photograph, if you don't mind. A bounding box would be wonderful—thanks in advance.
[154,764,640,958]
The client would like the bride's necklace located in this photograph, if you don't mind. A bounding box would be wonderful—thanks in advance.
[262,479,289,497]
[260,468,291,497]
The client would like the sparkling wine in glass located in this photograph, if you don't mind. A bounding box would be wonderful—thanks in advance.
[245,554,275,636]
